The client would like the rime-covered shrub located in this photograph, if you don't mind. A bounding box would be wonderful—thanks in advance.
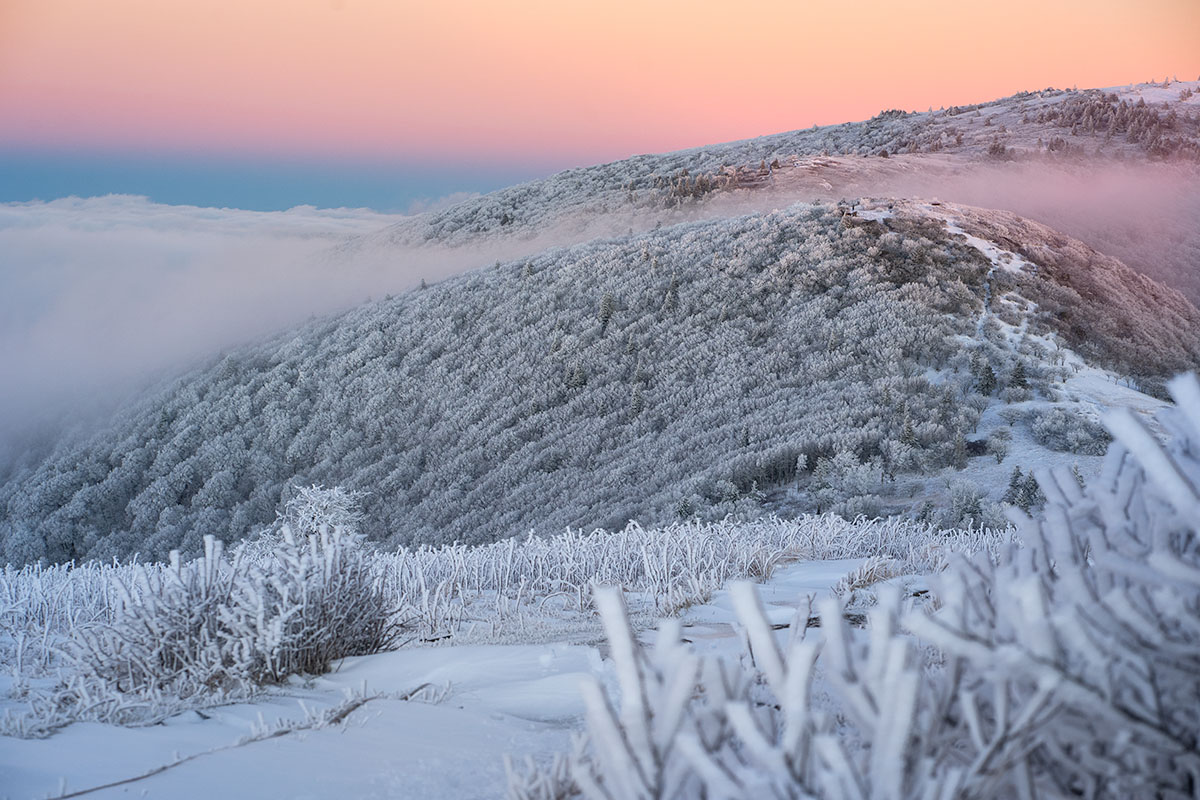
[986,427,1011,462]
[226,523,402,682]
[279,484,366,538]
[1030,405,1112,454]
[47,487,405,725]
[62,537,244,702]
[523,373,1200,799]
[938,479,1007,529]
[807,451,882,517]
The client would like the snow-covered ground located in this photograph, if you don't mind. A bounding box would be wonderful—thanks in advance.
[0,559,868,800]
[939,201,1163,486]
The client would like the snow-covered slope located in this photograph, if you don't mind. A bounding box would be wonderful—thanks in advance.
[3,199,1196,564]
[356,80,1200,245]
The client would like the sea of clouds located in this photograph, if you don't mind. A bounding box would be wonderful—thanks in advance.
[0,197,422,461]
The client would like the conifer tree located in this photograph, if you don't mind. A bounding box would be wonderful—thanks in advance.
[598,293,616,336]
[1010,360,1028,389]
[1002,466,1024,504]
[630,384,644,416]
[977,362,997,395]
[952,431,969,469]
[1018,471,1045,511]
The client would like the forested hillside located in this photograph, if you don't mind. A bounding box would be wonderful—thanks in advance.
[4,199,1198,565]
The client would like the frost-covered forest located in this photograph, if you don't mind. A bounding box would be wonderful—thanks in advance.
[4,198,1197,565]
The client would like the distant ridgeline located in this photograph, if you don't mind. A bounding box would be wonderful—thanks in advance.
[365,84,1200,249]
[3,199,1198,565]
[350,82,1200,305]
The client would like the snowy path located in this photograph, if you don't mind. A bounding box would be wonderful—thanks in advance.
[0,560,866,800]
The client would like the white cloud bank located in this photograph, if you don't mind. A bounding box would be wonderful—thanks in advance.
[0,197,420,452]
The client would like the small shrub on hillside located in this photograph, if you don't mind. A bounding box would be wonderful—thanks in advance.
[1030,406,1112,454]
[986,428,1011,462]
[938,480,1006,529]
[49,487,405,726]
[808,451,881,516]
[998,385,1033,404]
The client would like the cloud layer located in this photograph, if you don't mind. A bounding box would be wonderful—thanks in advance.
[0,197,415,453]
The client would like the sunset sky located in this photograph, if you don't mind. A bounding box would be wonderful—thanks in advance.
[2,0,1198,209]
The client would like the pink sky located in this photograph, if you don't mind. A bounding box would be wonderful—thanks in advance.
[2,0,1199,165]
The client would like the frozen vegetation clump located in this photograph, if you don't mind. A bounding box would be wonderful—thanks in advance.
[516,373,1200,799]
[937,479,1007,529]
[1029,405,1112,454]
[2,486,404,733]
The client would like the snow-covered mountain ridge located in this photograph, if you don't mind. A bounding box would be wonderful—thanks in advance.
[340,80,1200,305]
[360,80,1200,245]
[3,198,1195,564]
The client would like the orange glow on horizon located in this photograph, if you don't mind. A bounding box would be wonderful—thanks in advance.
[2,0,1198,166]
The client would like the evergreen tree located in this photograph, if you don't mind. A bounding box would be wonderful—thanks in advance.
[1002,466,1024,505]
[1018,472,1045,512]
[969,351,983,376]
[598,293,616,336]
[952,431,969,469]
[1010,361,1028,389]
[977,362,997,395]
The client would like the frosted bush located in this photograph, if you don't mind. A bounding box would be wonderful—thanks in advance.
[62,537,245,701]
[809,451,883,516]
[1030,406,1111,454]
[225,522,403,682]
[55,523,403,722]
[830,493,884,520]
[280,484,366,537]
[9,490,407,730]
[938,479,1007,529]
